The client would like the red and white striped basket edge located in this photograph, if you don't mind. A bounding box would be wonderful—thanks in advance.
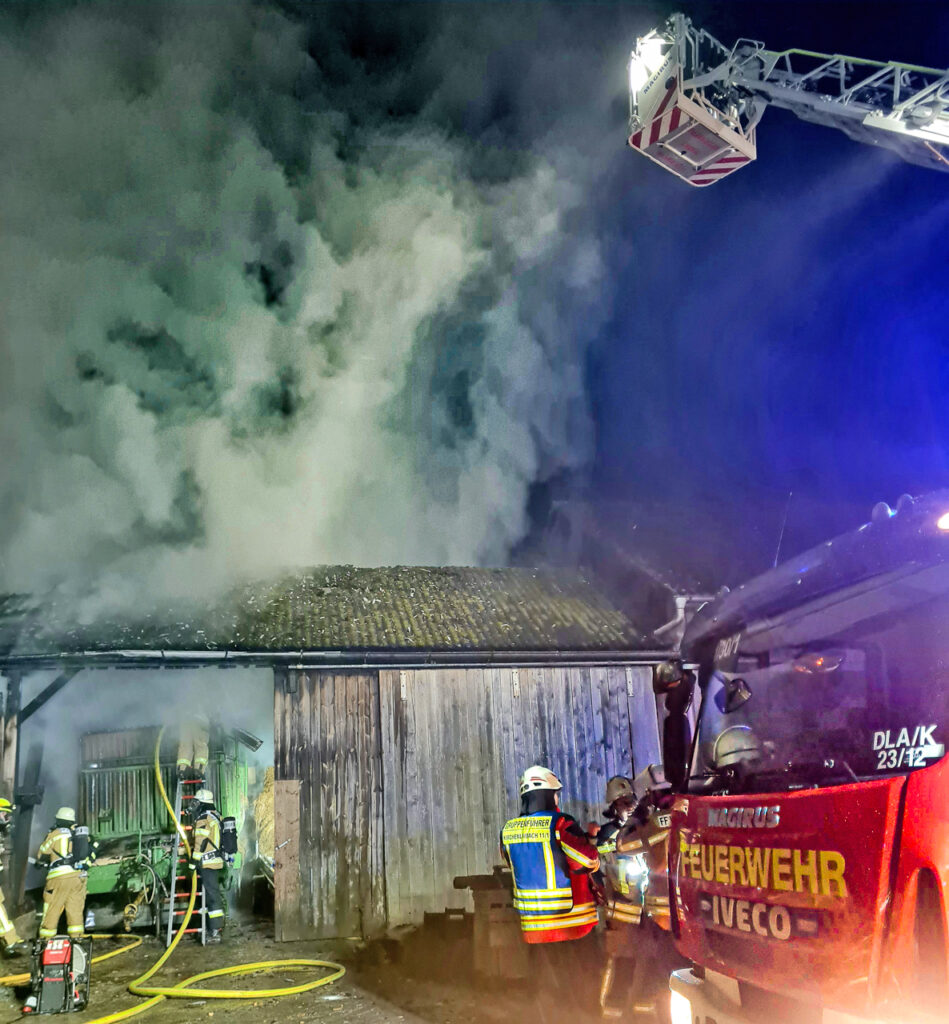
[628,86,755,187]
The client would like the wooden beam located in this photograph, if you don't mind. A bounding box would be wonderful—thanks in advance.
[12,741,43,907]
[19,669,80,724]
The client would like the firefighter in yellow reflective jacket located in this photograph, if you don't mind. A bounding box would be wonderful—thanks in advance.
[177,712,210,780]
[36,807,94,940]
[188,788,225,942]
[0,798,27,956]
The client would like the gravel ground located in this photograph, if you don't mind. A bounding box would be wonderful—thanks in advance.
[0,917,644,1024]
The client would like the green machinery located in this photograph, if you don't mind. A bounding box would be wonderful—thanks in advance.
[76,727,251,932]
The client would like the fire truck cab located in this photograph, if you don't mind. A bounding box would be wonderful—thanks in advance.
[667,492,949,1024]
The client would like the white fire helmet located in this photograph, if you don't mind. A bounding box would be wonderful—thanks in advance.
[712,725,762,769]
[519,765,563,796]
[194,788,214,804]
[56,806,76,822]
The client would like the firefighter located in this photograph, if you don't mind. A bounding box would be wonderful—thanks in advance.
[608,765,684,1019]
[177,711,210,780]
[36,807,93,941]
[0,798,27,956]
[595,776,645,1016]
[500,766,600,1004]
[188,787,225,942]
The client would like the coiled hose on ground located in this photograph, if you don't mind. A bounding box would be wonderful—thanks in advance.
[2,727,345,1020]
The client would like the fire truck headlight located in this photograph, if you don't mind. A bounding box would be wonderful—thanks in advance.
[937,511,949,531]
[669,990,692,1024]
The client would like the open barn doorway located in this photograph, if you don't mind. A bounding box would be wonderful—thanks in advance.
[12,667,274,936]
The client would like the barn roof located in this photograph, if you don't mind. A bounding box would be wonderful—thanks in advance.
[0,566,659,663]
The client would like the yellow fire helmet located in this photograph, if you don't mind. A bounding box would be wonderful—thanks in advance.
[519,765,563,796]
[0,798,12,812]
[56,807,76,822]
[194,788,214,804]
[605,776,635,805]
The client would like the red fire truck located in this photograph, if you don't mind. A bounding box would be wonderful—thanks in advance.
[664,491,949,1024]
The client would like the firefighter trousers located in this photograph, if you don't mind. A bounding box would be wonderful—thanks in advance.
[177,719,209,773]
[199,867,224,932]
[0,889,22,947]
[40,873,87,938]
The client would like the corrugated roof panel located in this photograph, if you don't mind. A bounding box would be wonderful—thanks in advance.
[1,565,654,657]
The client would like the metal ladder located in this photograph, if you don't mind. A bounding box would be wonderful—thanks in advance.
[164,776,207,946]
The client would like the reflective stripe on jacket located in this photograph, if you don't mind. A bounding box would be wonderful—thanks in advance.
[596,820,644,929]
[37,827,77,878]
[501,811,599,943]
[193,811,224,869]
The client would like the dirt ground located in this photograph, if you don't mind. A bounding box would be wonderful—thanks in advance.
[0,915,660,1024]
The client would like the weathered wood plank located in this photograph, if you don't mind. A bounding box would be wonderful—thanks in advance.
[628,666,662,775]
[461,668,490,895]
[274,779,302,941]
[494,667,519,823]
[607,666,635,779]
[547,667,575,811]
[447,667,471,907]
[366,670,387,935]
[380,668,411,928]
[317,672,332,935]
[472,667,499,874]
[587,665,607,788]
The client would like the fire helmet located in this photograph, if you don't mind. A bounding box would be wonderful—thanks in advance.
[604,776,634,805]
[519,766,563,796]
[194,788,214,805]
[56,807,76,822]
[0,798,13,812]
[712,726,762,769]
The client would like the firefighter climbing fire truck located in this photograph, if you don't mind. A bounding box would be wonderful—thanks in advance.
[664,492,949,1024]
[627,13,949,185]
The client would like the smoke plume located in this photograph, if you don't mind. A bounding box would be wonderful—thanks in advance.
[0,1,620,607]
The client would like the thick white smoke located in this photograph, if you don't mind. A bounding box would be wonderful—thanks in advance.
[0,2,604,607]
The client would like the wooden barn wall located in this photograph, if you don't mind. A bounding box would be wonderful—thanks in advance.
[379,664,660,928]
[274,663,661,937]
[274,670,385,940]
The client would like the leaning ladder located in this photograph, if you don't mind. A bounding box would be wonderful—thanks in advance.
[164,776,207,946]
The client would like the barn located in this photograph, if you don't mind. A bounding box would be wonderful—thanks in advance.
[0,565,673,940]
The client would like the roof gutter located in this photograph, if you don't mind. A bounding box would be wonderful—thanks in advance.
[0,646,672,672]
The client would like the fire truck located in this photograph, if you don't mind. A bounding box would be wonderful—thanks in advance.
[626,13,949,186]
[661,491,949,1024]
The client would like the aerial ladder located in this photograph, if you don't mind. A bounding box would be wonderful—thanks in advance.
[627,13,949,186]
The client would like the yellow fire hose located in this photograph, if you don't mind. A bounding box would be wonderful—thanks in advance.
[3,728,345,1019]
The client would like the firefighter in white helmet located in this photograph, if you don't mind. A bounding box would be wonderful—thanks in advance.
[501,766,600,942]
[188,788,225,941]
[36,807,96,940]
[0,798,27,955]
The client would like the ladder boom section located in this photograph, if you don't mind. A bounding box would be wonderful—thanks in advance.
[734,46,949,171]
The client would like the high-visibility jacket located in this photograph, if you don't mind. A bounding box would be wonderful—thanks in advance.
[36,827,79,879]
[616,804,673,930]
[500,810,599,944]
[193,810,224,870]
[596,819,644,927]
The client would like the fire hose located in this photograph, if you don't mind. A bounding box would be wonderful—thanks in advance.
[4,727,346,1018]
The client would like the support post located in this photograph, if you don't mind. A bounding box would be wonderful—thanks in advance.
[1,673,19,911]
[13,741,44,907]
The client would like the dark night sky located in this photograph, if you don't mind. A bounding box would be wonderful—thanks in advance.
[586,1,949,582]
